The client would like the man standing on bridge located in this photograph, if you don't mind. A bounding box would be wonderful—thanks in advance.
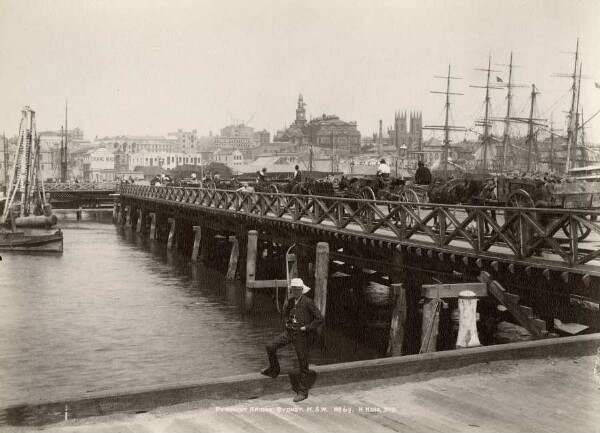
[261,278,323,402]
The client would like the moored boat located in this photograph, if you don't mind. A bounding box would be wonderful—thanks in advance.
[0,229,63,252]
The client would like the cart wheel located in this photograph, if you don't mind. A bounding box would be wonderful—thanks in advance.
[562,214,595,241]
[357,186,375,225]
[389,188,420,228]
[506,189,535,245]
[268,184,279,194]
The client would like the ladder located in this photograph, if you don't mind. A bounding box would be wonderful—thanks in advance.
[1,107,40,224]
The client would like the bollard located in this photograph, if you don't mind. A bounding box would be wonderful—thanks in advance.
[245,230,258,312]
[226,236,240,280]
[191,226,202,261]
[386,283,406,357]
[456,290,481,349]
[76,207,82,221]
[314,242,329,319]
[136,209,143,232]
[149,213,156,239]
[167,218,176,250]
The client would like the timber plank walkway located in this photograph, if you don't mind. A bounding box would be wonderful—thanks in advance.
[13,355,599,433]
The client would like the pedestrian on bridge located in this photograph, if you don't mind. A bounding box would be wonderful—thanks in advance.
[261,278,323,402]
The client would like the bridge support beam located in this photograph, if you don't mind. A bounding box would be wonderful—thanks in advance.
[226,236,240,280]
[191,226,202,262]
[456,290,481,349]
[149,213,156,239]
[314,242,329,320]
[167,218,176,250]
[245,230,258,312]
[387,283,406,357]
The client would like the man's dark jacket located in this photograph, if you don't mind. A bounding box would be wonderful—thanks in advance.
[282,295,323,332]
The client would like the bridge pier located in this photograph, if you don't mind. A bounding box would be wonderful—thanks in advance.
[125,206,133,227]
[191,226,202,262]
[314,242,329,320]
[167,218,176,250]
[245,230,258,312]
[226,236,240,280]
[421,297,440,353]
[116,204,123,225]
[112,203,118,221]
[136,209,143,233]
[149,213,156,239]
[387,283,406,357]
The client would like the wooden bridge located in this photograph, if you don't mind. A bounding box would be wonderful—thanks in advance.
[116,184,600,343]
[45,182,118,208]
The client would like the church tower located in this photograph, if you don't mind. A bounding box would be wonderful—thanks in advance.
[409,111,423,150]
[295,93,307,126]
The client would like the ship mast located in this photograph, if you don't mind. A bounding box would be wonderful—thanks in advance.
[471,56,501,176]
[3,133,7,194]
[565,39,579,172]
[61,101,68,182]
[525,85,540,172]
[573,64,583,168]
[423,64,464,179]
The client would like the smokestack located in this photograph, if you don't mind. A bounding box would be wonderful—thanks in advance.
[379,119,383,155]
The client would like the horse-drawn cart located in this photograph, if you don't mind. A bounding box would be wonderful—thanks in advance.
[494,175,600,241]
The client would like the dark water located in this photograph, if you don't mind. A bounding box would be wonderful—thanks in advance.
[0,211,380,407]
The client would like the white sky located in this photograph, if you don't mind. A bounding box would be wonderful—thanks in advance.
[1,0,599,143]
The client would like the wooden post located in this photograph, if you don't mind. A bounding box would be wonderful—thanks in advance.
[116,204,123,225]
[136,209,143,232]
[226,236,240,280]
[167,217,176,250]
[76,207,82,221]
[421,298,440,353]
[314,242,329,319]
[386,283,406,357]
[191,225,202,261]
[245,230,258,312]
[112,203,118,221]
[149,213,156,239]
[456,290,481,349]
[125,206,132,227]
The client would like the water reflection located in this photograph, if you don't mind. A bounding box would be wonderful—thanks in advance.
[0,218,380,407]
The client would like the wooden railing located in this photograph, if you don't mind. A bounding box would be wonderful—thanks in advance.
[45,182,118,191]
[119,184,600,268]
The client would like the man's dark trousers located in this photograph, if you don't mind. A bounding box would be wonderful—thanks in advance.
[266,329,310,396]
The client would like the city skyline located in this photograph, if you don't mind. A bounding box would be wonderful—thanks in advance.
[1,0,599,144]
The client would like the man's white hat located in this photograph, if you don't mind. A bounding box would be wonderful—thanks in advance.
[290,277,311,294]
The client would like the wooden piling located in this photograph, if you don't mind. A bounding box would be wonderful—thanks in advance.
[245,230,258,312]
[116,204,123,225]
[149,213,156,239]
[125,206,132,228]
[226,236,240,280]
[456,290,481,349]
[136,209,143,232]
[421,298,440,353]
[76,207,82,221]
[112,203,118,221]
[167,218,176,250]
[191,226,202,261]
[386,283,406,357]
[314,242,329,319]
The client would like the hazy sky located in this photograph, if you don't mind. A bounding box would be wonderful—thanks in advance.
[1,0,599,143]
